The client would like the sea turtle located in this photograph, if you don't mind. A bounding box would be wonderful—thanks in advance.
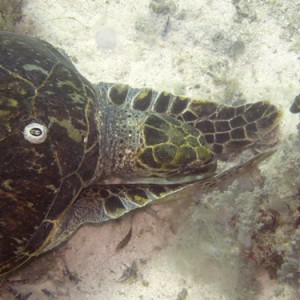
[0,31,282,277]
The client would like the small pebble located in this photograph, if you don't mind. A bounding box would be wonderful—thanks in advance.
[149,0,177,15]
[290,93,300,113]
[176,288,188,300]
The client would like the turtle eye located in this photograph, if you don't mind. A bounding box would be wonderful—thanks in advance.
[23,123,48,144]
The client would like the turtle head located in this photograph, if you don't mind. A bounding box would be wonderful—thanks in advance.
[101,110,216,184]
[137,114,216,177]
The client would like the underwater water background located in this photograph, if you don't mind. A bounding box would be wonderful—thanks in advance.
[1,0,300,299]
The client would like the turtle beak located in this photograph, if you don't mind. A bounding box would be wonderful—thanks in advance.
[177,153,216,176]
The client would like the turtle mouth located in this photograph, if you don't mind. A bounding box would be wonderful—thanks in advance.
[98,173,214,185]
[176,154,217,176]
[98,155,217,186]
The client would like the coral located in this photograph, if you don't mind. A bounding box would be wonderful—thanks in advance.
[171,132,300,298]
[277,229,300,287]
[172,178,263,299]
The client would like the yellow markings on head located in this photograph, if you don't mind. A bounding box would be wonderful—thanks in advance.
[132,195,150,207]
[190,99,209,104]
[196,145,214,161]
[136,89,151,100]
[177,96,189,101]
[107,207,127,219]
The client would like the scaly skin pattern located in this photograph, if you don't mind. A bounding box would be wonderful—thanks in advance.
[101,83,281,159]
[0,31,282,277]
[96,103,215,181]
[138,114,213,176]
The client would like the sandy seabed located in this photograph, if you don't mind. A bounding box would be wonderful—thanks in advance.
[2,0,300,299]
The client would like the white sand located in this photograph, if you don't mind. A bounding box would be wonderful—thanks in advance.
[2,0,300,299]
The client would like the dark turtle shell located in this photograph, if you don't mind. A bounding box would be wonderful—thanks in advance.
[0,32,100,275]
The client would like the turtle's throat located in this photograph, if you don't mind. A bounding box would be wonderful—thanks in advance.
[98,104,145,178]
